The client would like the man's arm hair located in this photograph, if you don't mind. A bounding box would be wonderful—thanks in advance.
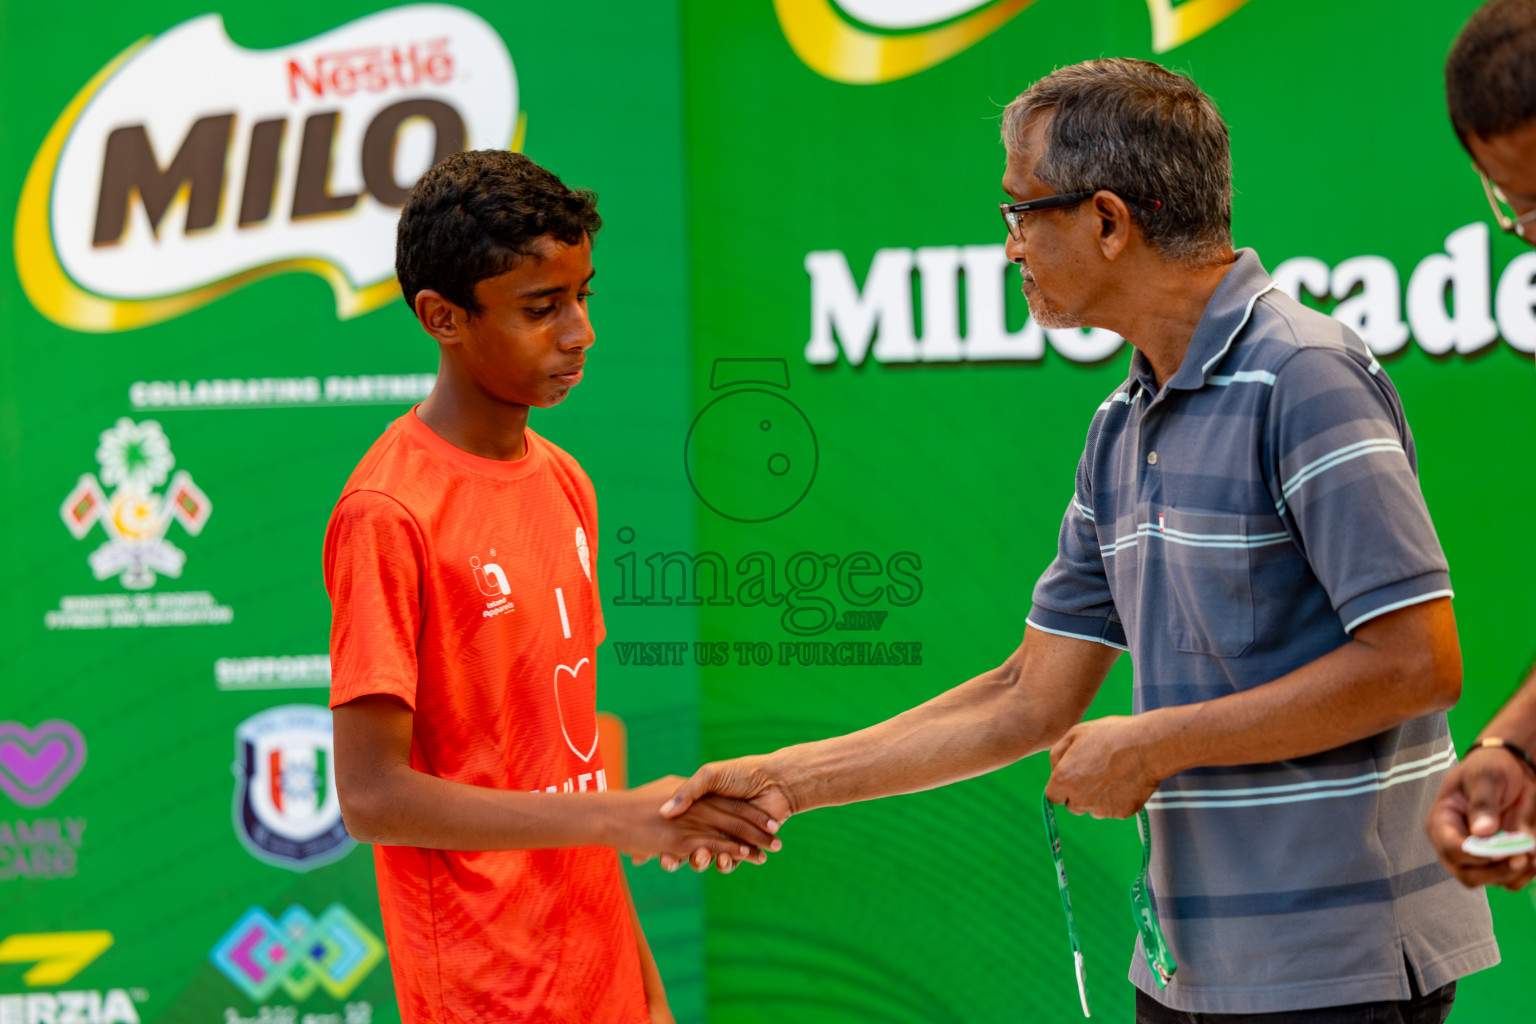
[333,693,777,859]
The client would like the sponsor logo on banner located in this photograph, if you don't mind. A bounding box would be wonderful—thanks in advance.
[0,721,86,808]
[1,722,89,882]
[209,904,384,1001]
[16,5,517,332]
[46,418,228,627]
[0,931,146,1024]
[232,706,354,872]
[1,817,87,882]
[58,418,212,591]
[774,0,1252,84]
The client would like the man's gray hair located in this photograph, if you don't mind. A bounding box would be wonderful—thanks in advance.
[1002,58,1233,266]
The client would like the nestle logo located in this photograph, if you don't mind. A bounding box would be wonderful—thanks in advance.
[287,38,453,101]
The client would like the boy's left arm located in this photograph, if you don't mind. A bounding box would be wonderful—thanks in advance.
[621,858,675,1024]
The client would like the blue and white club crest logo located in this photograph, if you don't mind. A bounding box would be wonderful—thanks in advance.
[232,704,354,871]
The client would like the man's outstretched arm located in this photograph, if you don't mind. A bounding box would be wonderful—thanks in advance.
[334,692,779,862]
[660,625,1121,830]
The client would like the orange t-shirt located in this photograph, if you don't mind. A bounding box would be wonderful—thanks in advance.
[323,409,646,1024]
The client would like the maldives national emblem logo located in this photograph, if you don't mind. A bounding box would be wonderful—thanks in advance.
[232,705,355,872]
[59,417,211,589]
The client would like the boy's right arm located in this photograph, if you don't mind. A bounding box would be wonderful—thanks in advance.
[333,692,778,861]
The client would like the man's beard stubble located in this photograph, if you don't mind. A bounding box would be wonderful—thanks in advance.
[1021,274,1086,329]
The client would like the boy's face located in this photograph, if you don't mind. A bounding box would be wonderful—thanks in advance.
[457,234,595,407]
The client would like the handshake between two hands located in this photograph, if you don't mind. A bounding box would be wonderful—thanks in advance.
[613,755,794,875]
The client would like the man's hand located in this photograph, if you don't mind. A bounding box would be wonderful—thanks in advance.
[1425,747,1536,891]
[655,756,795,873]
[1046,715,1164,819]
[610,776,779,864]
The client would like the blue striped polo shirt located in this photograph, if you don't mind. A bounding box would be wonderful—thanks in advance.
[1028,249,1497,1014]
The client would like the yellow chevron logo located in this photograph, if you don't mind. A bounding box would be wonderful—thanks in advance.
[0,932,114,986]
[775,0,1255,84]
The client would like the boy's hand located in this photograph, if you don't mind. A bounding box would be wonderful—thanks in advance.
[612,776,781,864]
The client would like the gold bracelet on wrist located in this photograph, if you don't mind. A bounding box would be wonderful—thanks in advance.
[1467,737,1536,779]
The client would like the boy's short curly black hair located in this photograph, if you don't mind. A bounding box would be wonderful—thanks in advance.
[395,150,602,316]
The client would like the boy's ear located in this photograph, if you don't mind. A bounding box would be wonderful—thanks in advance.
[413,289,468,345]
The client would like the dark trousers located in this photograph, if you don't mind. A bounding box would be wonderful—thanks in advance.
[1134,978,1456,1024]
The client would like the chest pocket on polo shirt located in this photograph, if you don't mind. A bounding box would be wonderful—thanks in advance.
[1159,507,1260,658]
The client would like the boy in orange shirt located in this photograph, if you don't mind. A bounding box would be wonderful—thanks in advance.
[324,151,777,1024]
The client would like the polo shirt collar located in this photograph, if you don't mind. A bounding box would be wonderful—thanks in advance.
[1126,248,1274,397]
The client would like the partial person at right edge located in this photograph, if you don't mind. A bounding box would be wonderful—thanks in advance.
[1425,0,1536,893]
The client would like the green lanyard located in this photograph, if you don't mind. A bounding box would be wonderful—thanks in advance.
[1130,806,1178,986]
[1041,792,1177,1018]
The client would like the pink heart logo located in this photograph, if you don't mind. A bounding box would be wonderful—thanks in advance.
[0,720,87,807]
[553,660,598,763]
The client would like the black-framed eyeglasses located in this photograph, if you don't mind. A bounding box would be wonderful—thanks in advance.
[1476,164,1536,242]
[1000,190,1162,241]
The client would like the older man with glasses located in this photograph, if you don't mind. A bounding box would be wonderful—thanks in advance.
[661,57,1498,1022]
[1424,0,1536,893]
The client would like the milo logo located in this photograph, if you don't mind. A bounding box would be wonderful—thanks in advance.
[15,6,517,333]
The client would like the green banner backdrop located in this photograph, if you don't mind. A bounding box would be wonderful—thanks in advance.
[2,1,1534,1022]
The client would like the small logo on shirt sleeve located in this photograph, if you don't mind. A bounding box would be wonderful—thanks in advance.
[575,527,591,580]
